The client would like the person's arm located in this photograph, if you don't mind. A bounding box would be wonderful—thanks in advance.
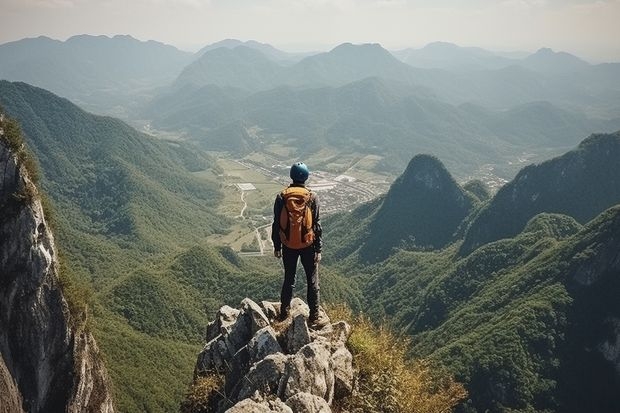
[312,193,322,254]
[271,193,283,255]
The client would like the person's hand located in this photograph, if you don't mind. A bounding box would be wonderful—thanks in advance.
[274,249,282,258]
[314,252,322,263]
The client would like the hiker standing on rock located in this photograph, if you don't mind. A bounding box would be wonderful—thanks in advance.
[272,162,324,326]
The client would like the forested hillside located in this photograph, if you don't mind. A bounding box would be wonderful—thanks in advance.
[325,132,620,412]
[0,81,361,412]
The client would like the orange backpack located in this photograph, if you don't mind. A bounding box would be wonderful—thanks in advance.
[279,186,315,249]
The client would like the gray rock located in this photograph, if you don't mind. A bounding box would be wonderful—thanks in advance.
[242,298,271,335]
[225,346,251,395]
[196,335,230,375]
[248,326,282,364]
[236,353,289,401]
[226,397,293,413]
[226,398,274,413]
[331,345,353,399]
[206,305,240,342]
[285,392,332,413]
[286,314,311,354]
[261,301,280,320]
[0,140,114,413]
[279,342,335,404]
[289,297,310,319]
[227,299,270,355]
[329,321,351,346]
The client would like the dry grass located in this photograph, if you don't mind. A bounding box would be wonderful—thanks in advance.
[328,304,467,413]
[180,374,225,413]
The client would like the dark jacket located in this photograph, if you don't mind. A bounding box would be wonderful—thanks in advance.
[272,183,322,252]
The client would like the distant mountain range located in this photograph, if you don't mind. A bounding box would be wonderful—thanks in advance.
[1,36,619,119]
[0,35,193,114]
[145,75,620,179]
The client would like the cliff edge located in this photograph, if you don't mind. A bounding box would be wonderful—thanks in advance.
[0,114,115,413]
[188,297,353,412]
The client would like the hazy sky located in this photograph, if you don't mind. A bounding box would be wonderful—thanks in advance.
[2,0,619,62]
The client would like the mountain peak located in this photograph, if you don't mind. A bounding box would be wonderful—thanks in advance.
[460,131,620,255]
[359,154,474,261]
[401,154,454,189]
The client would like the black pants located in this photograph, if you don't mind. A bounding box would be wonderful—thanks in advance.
[280,245,320,316]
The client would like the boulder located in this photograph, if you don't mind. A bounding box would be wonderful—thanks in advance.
[279,342,335,404]
[286,314,311,354]
[285,392,332,413]
[248,327,282,365]
[226,397,292,413]
[331,345,354,399]
[235,354,289,401]
[206,305,240,341]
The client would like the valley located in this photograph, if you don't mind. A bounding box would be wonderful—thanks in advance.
[204,153,392,254]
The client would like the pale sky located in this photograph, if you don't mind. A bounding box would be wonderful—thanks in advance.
[1,0,620,62]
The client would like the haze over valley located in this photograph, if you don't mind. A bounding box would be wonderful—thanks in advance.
[2,2,620,411]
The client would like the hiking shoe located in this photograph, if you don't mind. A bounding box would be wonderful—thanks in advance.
[278,307,289,322]
[309,313,329,329]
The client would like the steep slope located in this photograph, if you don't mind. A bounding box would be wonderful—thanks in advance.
[411,206,620,412]
[325,155,476,263]
[324,138,620,411]
[461,131,620,255]
[0,81,229,412]
[361,155,475,260]
[0,81,363,412]
[0,115,114,413]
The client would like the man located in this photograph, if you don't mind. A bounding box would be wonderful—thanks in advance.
[272,162,324,326]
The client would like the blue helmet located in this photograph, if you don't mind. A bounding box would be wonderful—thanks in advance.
[290,162,309,183]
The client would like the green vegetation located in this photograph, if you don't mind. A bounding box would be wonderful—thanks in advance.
[329,305,467,413]
[325,132,620,412]
[460,131,620,255]
[0,81,363,412]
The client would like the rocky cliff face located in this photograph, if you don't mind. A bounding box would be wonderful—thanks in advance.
[0,133,114,412]
[189,297,353,412]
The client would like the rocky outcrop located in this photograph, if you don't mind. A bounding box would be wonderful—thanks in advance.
[193,298,353,413]
[0,135,115,412]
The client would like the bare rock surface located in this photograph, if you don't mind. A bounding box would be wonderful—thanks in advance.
[0,137,115,413]
[194,297,352,413]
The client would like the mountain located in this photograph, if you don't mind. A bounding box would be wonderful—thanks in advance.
[0,35,193,114]
[174,42,423,92]
[412,206,620,412]
[394,41,516,71]
[521,47,591,73]
[359,155,476,261]
[0,81,361,412]
[196,39,309,63]
[284,42,421,88]
[146,76,619,180]
[460,131,620,255]
[0,115,114,413]
[174,46,285,90]
[325,133,620,412]
[0,80,228,412]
